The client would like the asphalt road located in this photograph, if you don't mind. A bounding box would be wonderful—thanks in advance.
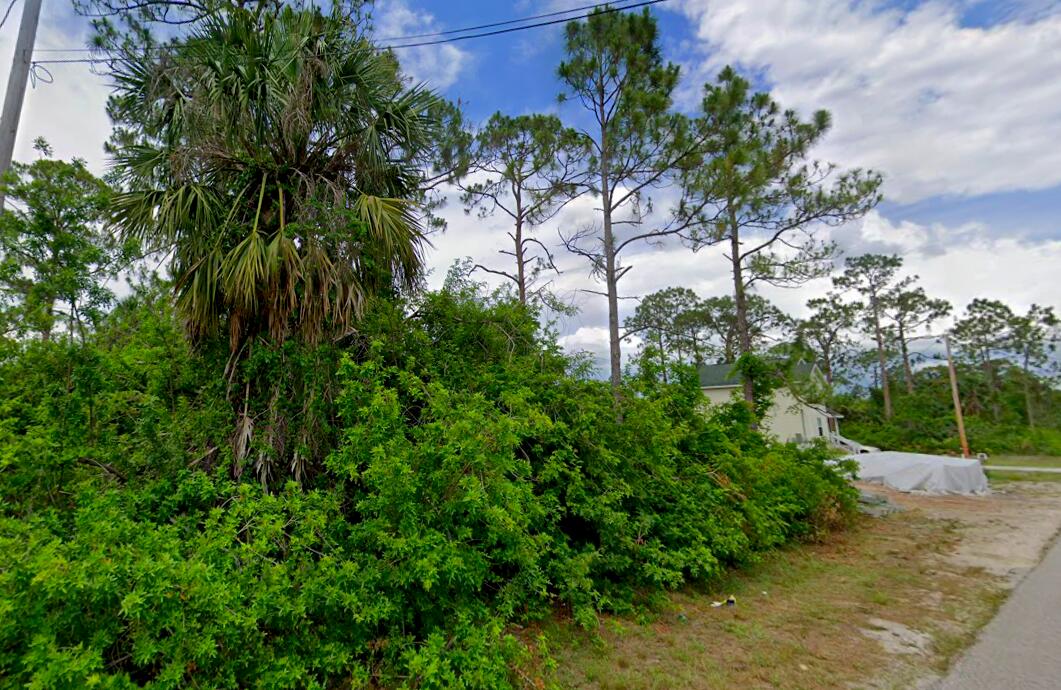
[934,535,1061,690]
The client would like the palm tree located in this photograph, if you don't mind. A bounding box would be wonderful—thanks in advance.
[110,5,437,353]
[107,6,440,485]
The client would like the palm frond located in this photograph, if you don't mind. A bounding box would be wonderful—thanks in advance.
[109,6,437,353]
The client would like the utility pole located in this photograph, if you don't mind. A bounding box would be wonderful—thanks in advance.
[0,0,44,211]
[943,333,971,458]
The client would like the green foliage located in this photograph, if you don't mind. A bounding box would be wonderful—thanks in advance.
[458,112,586,304]
[838,362,1061,456]
[680,67,881,402]
[557,8,682,181]
[797,292,859,386]
[107,5,454,483]
[0,282,856,688]
[885,285,951,390]
[0,280,229,514]
[833,254,907,417]
[843,297,1061,455]
[626,287,790,381]
[109,6,438,352]
[623,286,793,375]
[683,67,882,281]
[0,141,118,342]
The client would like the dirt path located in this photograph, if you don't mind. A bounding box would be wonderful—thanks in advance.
[548,481,1061,689]
[860,481,1061,583]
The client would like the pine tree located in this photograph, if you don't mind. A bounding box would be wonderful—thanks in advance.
[885,285,951,394]
[556,7,700,404]
[681,67,881,404]
[834,254,905,419]
[459,113,586,304]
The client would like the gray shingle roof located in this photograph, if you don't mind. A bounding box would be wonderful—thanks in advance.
[697,361,816,388]
[697,363,742,388]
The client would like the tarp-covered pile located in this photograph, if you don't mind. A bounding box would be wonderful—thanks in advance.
[853,451,989,495]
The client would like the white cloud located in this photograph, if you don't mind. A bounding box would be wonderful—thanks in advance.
[821,211,1061,318]
[4,0,1056,371]
[373,0,472,90]
[676,0,1061,202]
[557,325,612,359]
[424,182,1061,364]
[0,4,112,173]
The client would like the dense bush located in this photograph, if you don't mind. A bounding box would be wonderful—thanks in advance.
[0,283,856,688]
[838,364,1061,456]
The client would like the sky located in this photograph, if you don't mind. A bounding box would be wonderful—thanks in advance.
[4,0,1060,371]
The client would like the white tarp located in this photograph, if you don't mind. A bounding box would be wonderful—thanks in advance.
[854,451,989,495]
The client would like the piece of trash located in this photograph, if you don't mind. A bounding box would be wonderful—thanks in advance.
[761,591,768,596]
[710,595,736,608]
[799,664,809,672]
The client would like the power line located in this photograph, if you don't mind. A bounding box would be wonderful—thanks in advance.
[0,0,18,31]
[390,0,668,49]
[29,0,670,65]
[33,0,663,52]
[376,0,645,42]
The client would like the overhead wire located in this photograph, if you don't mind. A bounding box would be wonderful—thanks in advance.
[29,0,670,65]
[0,0,19,31]
[31,0,633,49]
[374,0,652,42]
[389,0,668,48]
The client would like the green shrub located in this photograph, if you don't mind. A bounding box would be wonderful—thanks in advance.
[0,284,856,688]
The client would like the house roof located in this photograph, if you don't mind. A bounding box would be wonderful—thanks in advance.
[697,363,742,388]
[697,361,817,389]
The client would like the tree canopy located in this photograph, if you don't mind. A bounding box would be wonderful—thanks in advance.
[0,140,117,342]
[681,66,881,403]
[109,6,439,352]
[459,112,586,304]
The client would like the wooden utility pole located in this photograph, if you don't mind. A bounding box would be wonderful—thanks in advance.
[943,333,971,458]
[0,0,44,210]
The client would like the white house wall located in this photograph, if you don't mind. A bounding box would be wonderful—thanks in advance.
[701,387,738,406]
[701,386,830,444]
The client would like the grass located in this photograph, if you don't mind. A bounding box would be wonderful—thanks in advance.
[984,455,1061,484]
[987,470,1061,483]
[985,455,1061,468]
[538,512,1008,690]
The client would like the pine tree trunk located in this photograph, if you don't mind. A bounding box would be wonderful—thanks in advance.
[38,295,55,341]
[899,322,914,394]
[729,218,755,406]
[658,332,668,384]
[597,94,622,413]
[514,189,527,305]
[983,352,1001,423]
[1023,348,1036,428]
[872,294,893,419]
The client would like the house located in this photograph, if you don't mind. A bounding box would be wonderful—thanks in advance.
[697,361,841,444]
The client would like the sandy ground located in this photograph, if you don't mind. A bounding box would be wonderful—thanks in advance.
[854,480,1061,689]
[858,481,1061,583]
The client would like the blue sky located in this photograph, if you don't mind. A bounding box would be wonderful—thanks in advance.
[4,0,1061,365]
[411,0,1061,243]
